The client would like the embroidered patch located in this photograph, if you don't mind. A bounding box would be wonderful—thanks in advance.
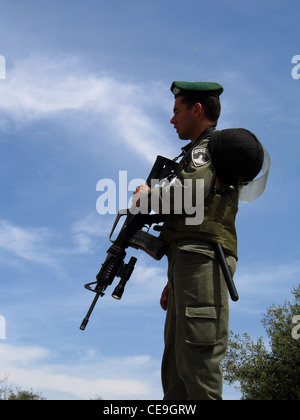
[192,147,212,167]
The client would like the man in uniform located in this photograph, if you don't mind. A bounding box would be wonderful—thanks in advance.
[133,81,239,400]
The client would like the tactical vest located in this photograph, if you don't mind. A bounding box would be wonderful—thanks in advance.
[159,129,239,260]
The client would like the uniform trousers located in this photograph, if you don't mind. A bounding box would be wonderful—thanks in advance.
[161,240,236,400]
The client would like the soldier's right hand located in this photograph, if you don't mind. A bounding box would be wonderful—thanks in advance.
[160,284,169,311]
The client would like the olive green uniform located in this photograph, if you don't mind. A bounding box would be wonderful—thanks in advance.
[149,127,239,400]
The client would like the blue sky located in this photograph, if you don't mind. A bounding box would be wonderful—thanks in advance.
[0,0,299,400]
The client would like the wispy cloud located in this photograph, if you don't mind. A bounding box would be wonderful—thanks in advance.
[0,54,174,162]
[0,343,162,400]
[71,212,111,244]
[235,260,300,296]
[0,216,110,268]
[0,219,57,266]
[231,259,300,317]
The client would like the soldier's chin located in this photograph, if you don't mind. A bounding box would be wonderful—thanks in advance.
[178,132,190,141]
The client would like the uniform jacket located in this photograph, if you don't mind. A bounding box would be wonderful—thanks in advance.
[147,127,239,259]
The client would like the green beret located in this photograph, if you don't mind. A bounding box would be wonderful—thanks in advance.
[170,81,224,98]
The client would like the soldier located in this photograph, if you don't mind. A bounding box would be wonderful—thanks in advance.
[133,81,240,400]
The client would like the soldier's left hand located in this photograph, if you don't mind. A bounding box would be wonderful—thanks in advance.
[132,184,150,207]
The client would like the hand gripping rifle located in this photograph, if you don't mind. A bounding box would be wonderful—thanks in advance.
[80,156,178,331]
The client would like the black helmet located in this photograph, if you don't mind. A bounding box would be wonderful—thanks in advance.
[210,128,264,187]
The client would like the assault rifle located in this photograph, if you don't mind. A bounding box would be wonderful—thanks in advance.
[80,156,178,331]
[80,154,239,331]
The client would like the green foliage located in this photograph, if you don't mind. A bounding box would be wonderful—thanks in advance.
[0,377,46,400]
[223,285,300,400]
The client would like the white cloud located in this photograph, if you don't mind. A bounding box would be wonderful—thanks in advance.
[230,259,300,318]
[0,54,174,162]
[0,343,162,400]
[235,260,300,296]
[0,219,57,266]
[0,216,109,268]
[72,212,111,239]
[129,260,167,302]
[0,217,167,309]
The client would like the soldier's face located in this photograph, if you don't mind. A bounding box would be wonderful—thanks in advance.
[170,97,197,141]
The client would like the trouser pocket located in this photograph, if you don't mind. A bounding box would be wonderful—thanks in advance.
[185,306,218,346]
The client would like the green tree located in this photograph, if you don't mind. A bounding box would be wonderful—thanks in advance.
[222,285,300,400]
[0,377,46,400]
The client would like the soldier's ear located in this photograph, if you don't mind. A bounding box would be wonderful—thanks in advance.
[194,102,203,117]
